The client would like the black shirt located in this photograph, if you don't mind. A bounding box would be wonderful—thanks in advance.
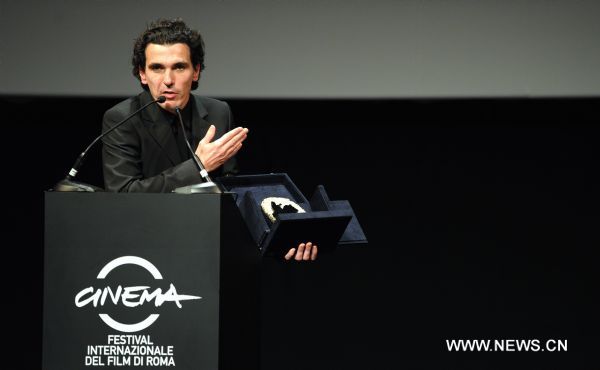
[160,102,194,163]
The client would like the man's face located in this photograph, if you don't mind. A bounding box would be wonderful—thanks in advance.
[139,43,200,112]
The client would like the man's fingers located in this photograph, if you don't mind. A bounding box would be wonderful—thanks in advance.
[218,127,248,151]
[311,244,318,260]
[284,243,317,261]
[295,243,306,261]
[303,242,313,260]
[200,125,216,144]
[216,127,246,144]
[201,126,247,146]
[284,248,295,260]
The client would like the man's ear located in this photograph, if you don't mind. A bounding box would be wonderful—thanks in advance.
[193,64,201,81]
[139,67,148,85]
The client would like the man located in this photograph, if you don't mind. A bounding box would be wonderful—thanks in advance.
[102,18,316,261]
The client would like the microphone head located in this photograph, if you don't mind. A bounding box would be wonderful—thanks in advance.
[156,96,166,103]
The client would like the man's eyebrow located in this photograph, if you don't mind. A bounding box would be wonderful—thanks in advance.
[148,62,164,68]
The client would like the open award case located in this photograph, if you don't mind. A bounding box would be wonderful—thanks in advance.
[216,173,367,257]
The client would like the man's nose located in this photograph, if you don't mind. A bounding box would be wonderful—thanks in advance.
[163,70,174,87]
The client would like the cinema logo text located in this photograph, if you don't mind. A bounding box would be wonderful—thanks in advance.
[75,256,201,332]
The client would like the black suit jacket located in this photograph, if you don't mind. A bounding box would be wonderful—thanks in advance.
[102,91,238,192]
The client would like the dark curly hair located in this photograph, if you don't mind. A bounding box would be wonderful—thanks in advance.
[132,18,205,91]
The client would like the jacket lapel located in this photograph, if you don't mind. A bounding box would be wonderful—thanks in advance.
[191,95,211,149]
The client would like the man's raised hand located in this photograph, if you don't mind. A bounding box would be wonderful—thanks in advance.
[195,125,248,171]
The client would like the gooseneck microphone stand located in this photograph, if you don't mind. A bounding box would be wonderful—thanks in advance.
[172,106,222,194]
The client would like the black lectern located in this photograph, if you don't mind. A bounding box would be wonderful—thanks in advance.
[43,192,260,370]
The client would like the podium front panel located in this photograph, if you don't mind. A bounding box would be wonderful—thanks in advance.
[43,192,222,370]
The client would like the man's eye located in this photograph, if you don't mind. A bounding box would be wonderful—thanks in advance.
[149,65,164,71]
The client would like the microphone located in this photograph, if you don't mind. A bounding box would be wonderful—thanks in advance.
[172,106,222,194]
[52,96,166,192]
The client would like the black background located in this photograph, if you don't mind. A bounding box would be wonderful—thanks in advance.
[2,96,598,369]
